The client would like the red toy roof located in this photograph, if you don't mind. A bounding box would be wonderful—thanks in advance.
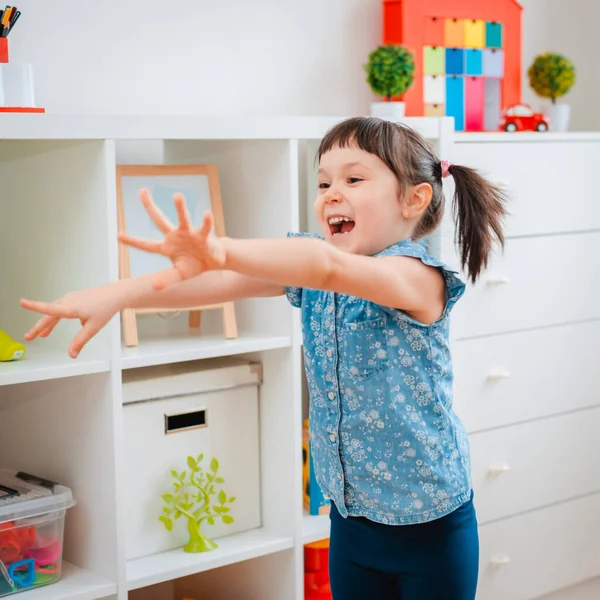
[384,0,523,10]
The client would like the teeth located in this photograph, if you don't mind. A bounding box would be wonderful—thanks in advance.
[328,216,352,224]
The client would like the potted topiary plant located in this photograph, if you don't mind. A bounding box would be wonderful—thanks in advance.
[364,44,415,121]
[528,52,576,132]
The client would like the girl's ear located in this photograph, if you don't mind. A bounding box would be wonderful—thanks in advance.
[401,183,433,220]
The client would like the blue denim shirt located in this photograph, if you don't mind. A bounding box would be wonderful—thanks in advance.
[286,233,472,525]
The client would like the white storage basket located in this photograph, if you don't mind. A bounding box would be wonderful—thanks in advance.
[122,357,262,559]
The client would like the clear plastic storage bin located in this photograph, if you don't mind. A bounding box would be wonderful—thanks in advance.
[0,470,75,597]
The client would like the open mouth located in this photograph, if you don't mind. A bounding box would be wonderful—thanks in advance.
[328,216,355,237]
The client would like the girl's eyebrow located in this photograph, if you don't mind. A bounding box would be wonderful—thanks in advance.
[318,161,369,175]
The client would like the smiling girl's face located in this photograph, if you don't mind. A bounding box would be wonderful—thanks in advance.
[314,145,417,256]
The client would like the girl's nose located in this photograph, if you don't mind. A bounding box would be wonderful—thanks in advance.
[325,191,342,204]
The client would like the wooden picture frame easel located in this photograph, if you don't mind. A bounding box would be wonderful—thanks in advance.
[115,164,238,347]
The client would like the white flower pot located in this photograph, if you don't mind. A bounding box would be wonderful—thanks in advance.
[549,104,571,132]
[370,101,406,121]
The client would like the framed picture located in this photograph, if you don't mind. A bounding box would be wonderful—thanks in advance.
[115,164,238,347]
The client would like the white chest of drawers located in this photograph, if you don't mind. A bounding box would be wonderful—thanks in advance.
[441,133,600,600]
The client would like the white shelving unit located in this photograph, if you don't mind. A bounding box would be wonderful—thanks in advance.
[0,114,452,600]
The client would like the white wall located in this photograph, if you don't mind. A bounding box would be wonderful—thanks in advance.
[11,0,380,117]
[519,0,600,131]
[9,0,599,129]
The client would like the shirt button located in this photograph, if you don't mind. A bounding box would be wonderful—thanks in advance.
[327,305,334,313]
[326,349,333,358]
[329,433,337,443]
[328,392,335,400]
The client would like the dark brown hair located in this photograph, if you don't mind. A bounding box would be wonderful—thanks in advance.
[317,117,507,283]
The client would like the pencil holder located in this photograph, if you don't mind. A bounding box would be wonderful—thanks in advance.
[0,39,7,63]
[0,63,35,108]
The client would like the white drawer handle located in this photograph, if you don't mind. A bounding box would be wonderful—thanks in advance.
[490,554,510,567]
[486,276,510,285]
[489,463,511,475]
[487,370,510,381]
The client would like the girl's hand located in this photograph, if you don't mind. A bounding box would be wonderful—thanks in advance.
[20,283,126,359]
[118,189,226,291]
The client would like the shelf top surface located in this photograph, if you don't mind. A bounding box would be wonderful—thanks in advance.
[302,513,330,545]
[20,562,116,600]
[2,114,597,143]
[0,114,446,141]
[126,528,293,590]
[455,131,600,143]
[121,331,291,370]
[0,348,110,387]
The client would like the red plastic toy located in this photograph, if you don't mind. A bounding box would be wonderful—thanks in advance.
[0,522,37,564]
[304,539,331,600]
[499,103,549,132]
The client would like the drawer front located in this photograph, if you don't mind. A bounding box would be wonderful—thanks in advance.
[533,577,600,600]
[477,493,600,600]
[452,140,600,237]
[451,232,600,339]
[123,385,261,560]
[469,408,600,524]
[452,321,600,432]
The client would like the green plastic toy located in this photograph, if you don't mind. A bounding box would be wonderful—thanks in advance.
[159,454,236,553]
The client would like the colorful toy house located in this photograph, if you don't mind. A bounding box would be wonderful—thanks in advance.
[383,0,523,131]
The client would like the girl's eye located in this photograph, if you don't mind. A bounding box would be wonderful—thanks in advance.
[348,177,363,184]
[318,182,330,189]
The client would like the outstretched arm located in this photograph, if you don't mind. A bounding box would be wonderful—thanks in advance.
[21,269,282,358]
[219,237,445,324]
[123,269,283,309]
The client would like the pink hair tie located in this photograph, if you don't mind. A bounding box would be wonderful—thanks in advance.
[441,160,452,178]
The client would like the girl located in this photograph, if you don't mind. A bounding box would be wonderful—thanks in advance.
[20,117,506,599]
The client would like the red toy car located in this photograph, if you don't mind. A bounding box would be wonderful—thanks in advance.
[499,103,549,132]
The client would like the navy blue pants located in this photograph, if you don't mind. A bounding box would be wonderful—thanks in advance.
[328,494,479,600]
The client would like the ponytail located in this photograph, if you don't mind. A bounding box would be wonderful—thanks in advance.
[448,164,507,284]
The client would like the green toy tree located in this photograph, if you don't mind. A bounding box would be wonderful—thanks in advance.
[364,44,415,101]
[159,454,236,553]
[528,52,576,104]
